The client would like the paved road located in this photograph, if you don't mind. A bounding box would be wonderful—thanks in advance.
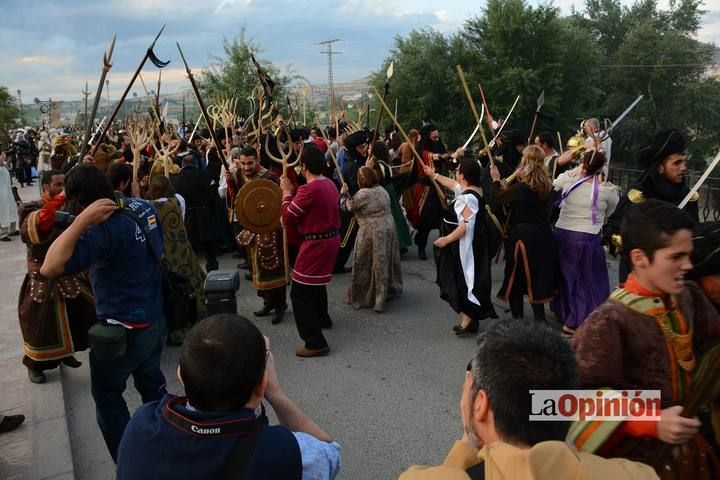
[14,206,618,479]
[63,240,524,479]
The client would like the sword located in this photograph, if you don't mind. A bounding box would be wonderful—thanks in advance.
[456,65,492,165]
[679,149,720,209]
[461,105,484,150]
[88,116,107,147]
[604,95,643,139]
[188,114,203,143]
[489,95,520,148]
[78,34,116,161]
[602,95,643,172]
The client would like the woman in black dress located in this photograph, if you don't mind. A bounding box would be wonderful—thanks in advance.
[490,145,558,323]
[424,158,497,335]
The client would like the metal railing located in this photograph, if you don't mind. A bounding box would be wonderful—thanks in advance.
[607,166,720,222]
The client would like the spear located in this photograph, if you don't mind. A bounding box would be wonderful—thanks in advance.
[527,90,545,144]
[177,42,229,170]
[287,96,297,127]
[90,24,169,156]
[368,61,393,159]
[78,34,116,161]
[182,91,186,127]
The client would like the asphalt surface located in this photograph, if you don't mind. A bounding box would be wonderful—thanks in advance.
[61,236,619,479]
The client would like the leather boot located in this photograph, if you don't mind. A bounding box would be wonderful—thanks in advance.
[28,368,46,384]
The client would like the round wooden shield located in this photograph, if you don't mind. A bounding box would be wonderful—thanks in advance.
[234,178,282,234]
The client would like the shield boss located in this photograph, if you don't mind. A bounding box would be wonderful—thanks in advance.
[234,179,282,234]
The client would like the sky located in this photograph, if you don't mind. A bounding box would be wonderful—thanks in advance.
[2,0,719,102]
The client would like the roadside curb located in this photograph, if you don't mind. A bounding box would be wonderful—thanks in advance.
[32,366,75,480]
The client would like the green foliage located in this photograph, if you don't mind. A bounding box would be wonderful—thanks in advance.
[0,86,20,144]
[199,29,301,120]
[372,0,720,166]
[372,29,465,145]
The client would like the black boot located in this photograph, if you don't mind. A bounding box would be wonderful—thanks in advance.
[417,246,427,260]
[271,304,287,325]
[62,356,82,368]
[28,368,46,384]
[254,303,273,317]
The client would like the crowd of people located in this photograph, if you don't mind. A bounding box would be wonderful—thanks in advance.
[1,103,719,479]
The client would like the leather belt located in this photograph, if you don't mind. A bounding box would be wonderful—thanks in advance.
[303,229,339,241]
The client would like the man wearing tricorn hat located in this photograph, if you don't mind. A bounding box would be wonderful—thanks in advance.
[606,129,699,283]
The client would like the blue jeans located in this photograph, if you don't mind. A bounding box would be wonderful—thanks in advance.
[90,318,167,462]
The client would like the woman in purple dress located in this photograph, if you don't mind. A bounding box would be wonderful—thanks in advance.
[550,148,619,336]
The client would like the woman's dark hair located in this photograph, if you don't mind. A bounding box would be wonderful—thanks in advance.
[458,158,482,187]
[149,174,175,200]
[621,199,694,262]
[179,314,267,411]
[581,149,606,177]
[300,145,326,175]
[372,141,390,163]
[64,165,115,206]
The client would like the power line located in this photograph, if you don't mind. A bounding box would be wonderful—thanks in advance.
[318,39,342,121]
[601,63,710,68]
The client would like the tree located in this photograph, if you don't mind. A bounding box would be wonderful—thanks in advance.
[0,86,20,146]
[199,29,300,121]
[572,0,719,166]
[460,0,602,136]
[371,29,466,146]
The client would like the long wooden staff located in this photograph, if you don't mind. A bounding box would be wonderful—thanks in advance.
[90,25,168,157]
[177,42,229,171]
[455,65,493,167]
[79,35,117,161]
[368,61,394,159]
[372,87,446,208]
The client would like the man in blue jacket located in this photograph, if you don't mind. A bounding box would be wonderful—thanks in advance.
[41,165,167,462]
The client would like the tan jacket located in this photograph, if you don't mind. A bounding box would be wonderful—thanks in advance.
[399,440,659,480]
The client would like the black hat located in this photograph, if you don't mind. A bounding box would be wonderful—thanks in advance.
[637,129,686,170]
[345,131,369,151]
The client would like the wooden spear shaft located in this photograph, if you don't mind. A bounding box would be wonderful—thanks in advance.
[315,118,346,186]
[371,86,446,208]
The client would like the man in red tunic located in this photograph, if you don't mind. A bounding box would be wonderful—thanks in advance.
[281,145,340,357]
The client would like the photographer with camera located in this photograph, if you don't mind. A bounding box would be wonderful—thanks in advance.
[17,169,93,384]
[116,314,341,480]
[40,165,167,462]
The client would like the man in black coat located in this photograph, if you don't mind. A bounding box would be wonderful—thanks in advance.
[172,155,219,271]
